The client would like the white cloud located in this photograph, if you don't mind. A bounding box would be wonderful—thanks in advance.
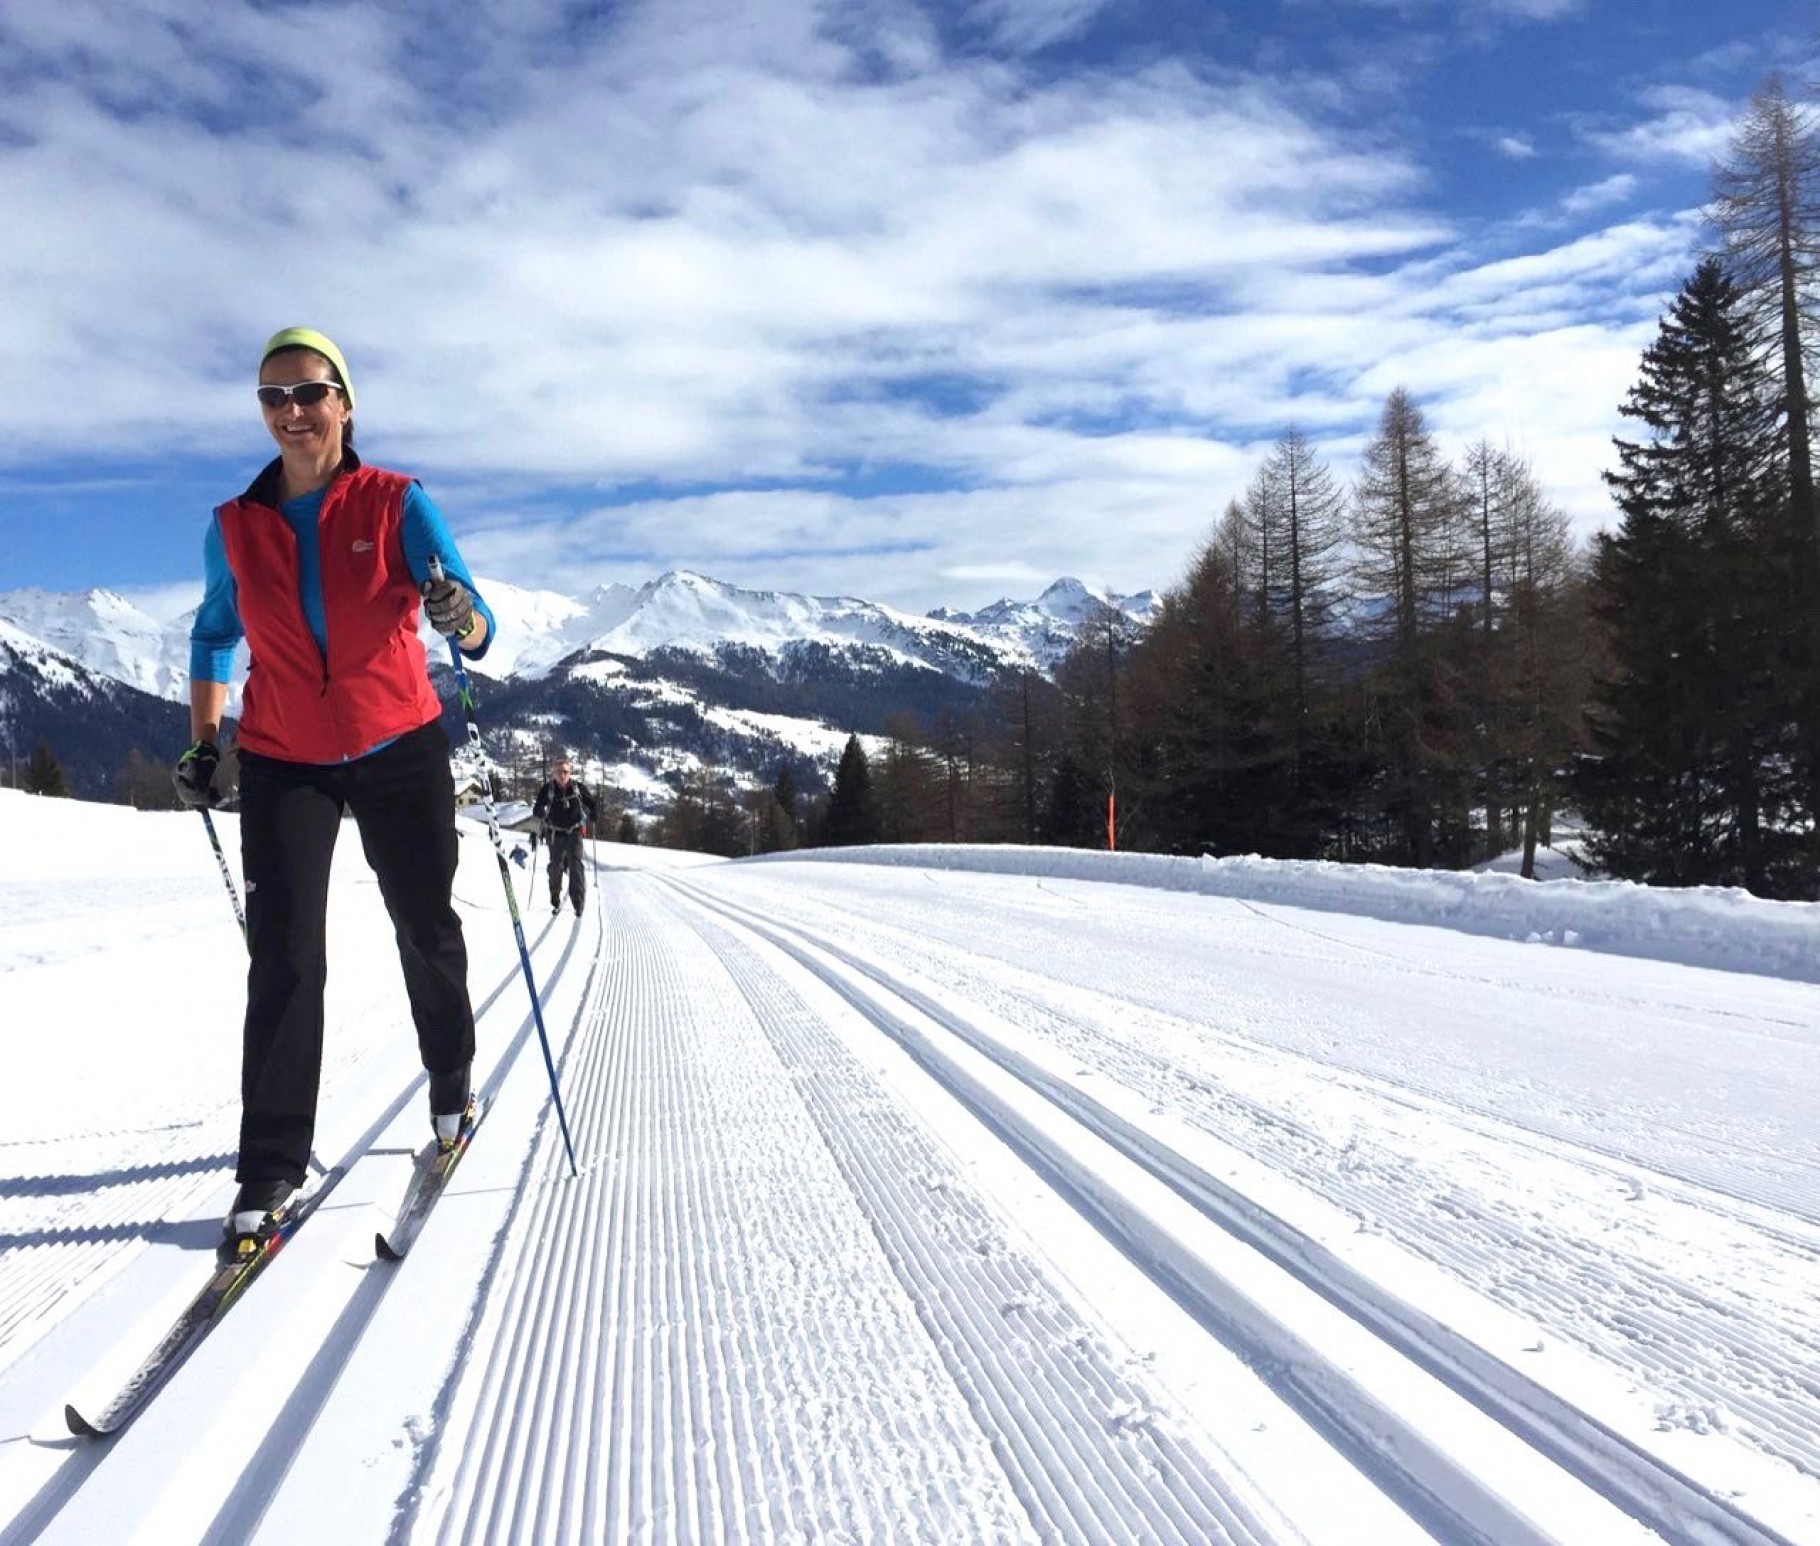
[1496,135,1538,159]
[965,0,1114,53]
[1559,173,1638,216]
[1582,85,1737,168]
[0,0,1706,607]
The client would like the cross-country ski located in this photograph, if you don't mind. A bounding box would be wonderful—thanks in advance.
[375,1097,484,1262]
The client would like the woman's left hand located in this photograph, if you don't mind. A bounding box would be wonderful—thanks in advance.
[422,575,475,637]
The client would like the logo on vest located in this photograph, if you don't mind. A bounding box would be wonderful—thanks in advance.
[352,539,374,553]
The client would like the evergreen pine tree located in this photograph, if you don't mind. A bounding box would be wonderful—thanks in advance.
[24,739,67,798]
[773,764,799,827]
[1577,258,1809,894]
[824,734,880,847]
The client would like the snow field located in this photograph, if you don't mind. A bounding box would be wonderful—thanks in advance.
[2,791,1818,1543]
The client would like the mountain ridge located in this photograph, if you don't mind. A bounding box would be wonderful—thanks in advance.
[0,570,1159,702]
[0,571,1158,803]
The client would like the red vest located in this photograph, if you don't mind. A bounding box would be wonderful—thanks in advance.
[216,461,442,763]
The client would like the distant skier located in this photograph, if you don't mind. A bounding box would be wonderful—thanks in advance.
[173,327,496,1255]
[532,758,599,916]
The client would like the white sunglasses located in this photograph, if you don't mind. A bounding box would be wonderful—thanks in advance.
[256,380,344,409]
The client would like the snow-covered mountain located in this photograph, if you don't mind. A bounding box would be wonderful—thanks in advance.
[0,571,1147,702]
[931,576,1160,672]
[0,587,191,702]
[0,616,188,797]
[0,570,1155,803]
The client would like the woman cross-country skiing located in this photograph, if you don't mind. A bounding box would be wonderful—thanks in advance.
[173,327,497,1253]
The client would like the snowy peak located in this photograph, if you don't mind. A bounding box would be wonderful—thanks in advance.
[0,586,189,701]
[933,577,1160,671]
[0,570,1153,703]
[575,570,1021,676]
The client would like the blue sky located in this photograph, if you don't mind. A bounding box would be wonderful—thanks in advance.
[0,0,1810,618]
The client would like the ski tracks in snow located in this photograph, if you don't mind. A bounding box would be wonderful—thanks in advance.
[633,874,1802,1546]
[5,857,1815,1544]
[414,879,1288,1544]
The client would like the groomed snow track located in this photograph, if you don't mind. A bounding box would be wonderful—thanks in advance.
[4,860,1812,1545]
[404,873,1796,1545]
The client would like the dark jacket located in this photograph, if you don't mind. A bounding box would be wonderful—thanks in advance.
[533,777,599,834]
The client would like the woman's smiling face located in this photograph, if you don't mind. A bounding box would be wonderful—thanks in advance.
[258,349,350,461]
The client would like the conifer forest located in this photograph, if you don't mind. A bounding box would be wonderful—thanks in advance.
[738,74,1819,901]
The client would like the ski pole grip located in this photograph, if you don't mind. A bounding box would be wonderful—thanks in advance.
[428,554,446,584]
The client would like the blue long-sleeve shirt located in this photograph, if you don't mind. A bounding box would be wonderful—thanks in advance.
[190,480,496,684]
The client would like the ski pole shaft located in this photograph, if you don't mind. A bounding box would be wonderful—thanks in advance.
[199,807,248,947]
[429,557,579,1175]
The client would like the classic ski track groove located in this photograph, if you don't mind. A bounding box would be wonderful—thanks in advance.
[691,909,1282,1546]
[0,917,589,1546]
[665,874,1796,1546]
[422,880,1285,1544]
[707,876,1820,1486]
[0,959,508,1380]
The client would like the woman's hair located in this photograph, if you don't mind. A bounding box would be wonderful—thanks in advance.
[263,344,355,449]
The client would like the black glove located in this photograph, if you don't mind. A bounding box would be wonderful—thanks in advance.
[422,574,476,639]
[173,740,222,808]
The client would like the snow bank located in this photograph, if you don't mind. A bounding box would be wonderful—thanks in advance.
[747,843,1820,985]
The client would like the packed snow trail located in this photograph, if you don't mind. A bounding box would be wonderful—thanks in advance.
[657,876,1794,1546]
[693,857,1820,1504]
[410,879,1306,1544]
[3,800,1817,1544]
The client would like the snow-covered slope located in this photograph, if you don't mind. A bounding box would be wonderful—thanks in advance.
[0,570,1131,700]
[2,793,1817,1543]
[0,587,189,701]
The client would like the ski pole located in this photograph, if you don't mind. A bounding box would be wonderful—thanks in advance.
[199,807,248,946]
[429,557,579,1176]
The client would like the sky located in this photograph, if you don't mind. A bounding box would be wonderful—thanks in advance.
[0,0,1813,620]
[2,792,1817,1540]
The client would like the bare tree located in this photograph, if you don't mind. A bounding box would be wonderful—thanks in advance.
[1350,388,1474,864]
[1712,72,1820,568]
[1240,429,1348,783]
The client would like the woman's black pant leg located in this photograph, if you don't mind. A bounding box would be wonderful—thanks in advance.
[348,723,476,1078]
[237,755,342,1187]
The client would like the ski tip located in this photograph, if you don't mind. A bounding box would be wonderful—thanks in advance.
[375,1231,404,1263]
[65,1403,105,1438]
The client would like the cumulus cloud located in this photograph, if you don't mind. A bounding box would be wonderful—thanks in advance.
[0,0,1717,606]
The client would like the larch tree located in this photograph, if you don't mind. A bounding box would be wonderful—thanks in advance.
[1712,71,1820,569]
[1711,70,1820,834]
[1349,387,1472,865]
[1260,429,1347,734]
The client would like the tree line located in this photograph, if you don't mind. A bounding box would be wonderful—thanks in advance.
[770,74,1820,900]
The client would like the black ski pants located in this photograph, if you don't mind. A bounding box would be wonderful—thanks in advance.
[546,827,586,910]
[236,721,476,1186]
